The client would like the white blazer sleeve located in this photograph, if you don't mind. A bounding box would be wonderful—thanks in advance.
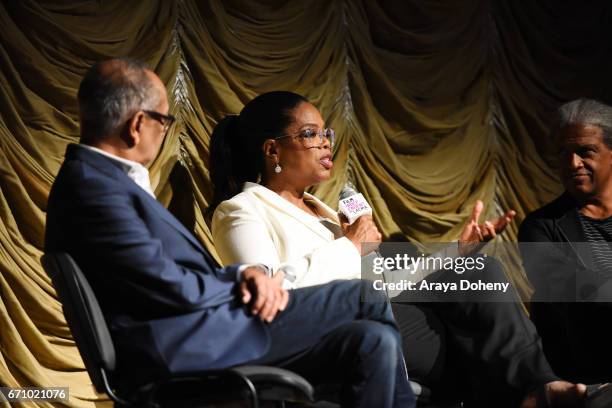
[212,200,282,270]
[212,198,362,289]
[287,236,362,288]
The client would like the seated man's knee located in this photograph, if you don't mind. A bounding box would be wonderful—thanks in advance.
[352,321,399,361]
[360,279,390,303]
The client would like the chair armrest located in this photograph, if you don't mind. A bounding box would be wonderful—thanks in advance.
[132,365,314,407]
[230,365,314,403]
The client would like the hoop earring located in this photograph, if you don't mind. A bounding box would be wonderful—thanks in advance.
[274,163,282,174]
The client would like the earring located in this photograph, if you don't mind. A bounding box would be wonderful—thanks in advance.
[274,163,282,173]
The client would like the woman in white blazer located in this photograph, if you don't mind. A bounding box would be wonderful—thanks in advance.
[208,91,589,408]
[212,181,364,288]
[210,92,382,289]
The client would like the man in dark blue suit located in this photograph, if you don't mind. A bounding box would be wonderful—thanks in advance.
[44,58,415,408]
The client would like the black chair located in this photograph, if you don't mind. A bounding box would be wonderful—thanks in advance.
[41,252,314,408]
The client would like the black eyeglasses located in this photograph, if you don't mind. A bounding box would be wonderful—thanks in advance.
[275,128,335,149]
[143,110,176,134]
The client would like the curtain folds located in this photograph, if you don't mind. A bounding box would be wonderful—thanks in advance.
[1,1,611,406]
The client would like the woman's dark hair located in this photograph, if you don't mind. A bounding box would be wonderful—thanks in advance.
[209,91,308,211]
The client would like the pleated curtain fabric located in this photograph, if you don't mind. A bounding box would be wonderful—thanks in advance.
[1,1,612,406]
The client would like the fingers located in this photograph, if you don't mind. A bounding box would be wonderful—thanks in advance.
[504,210,517,226]
[491,215,507,232]
[469,200,484,224]
[271,288,287,321]
[361,216,380,242]
[272,270,285,285]
[353,215,373,226]
[258,285,276,322]
[240,282,251,304]
[482,220,496,241]
[243,273,288,323]
[251,278,267,316]
[468,222,483,241]
[344,214,380,254]
[339,212,349,229]
[459,202,518,253]
[488,209,517,233]
[575,383,587,396]
[279,289,289,312]
[259,286,287,322]
[473,224,483,242]
[262,272,287,321]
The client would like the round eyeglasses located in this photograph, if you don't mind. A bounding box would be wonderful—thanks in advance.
[275,128,335,149]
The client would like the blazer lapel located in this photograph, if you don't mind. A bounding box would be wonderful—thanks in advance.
[147,197,207,253]
[304,195,345,239]
[244,182,339,240]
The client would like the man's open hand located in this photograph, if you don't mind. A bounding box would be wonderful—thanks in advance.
[240,267,289,323]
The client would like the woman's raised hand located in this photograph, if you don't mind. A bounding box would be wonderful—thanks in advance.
[341,214,382,255]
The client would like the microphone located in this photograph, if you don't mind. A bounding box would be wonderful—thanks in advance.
[339,183,382,265]
[338,184,372,225]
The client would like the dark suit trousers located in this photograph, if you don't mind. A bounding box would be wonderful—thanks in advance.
[391,259,558,408]
[251,279,415,408]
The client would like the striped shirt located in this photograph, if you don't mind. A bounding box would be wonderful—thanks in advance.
[578,211,612,277]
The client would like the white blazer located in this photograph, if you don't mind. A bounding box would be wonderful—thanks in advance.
[212,182,361,288]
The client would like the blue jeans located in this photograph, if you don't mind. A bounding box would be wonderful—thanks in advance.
[251,279,415,408]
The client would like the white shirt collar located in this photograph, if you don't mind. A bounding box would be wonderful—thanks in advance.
[81,144,155,197]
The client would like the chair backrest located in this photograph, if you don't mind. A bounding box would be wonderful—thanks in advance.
[41,253,116,394]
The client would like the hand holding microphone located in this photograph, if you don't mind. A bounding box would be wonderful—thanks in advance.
[338,184,382,255]
[342,215,382,255]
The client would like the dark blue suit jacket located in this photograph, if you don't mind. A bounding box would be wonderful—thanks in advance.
[45,144,269,389]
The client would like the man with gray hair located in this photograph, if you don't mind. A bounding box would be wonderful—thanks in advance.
[520,98,612,389]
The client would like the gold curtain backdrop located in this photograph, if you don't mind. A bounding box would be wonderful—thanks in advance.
[1,0,611,406]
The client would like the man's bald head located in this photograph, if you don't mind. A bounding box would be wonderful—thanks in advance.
[77,58,161,144]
